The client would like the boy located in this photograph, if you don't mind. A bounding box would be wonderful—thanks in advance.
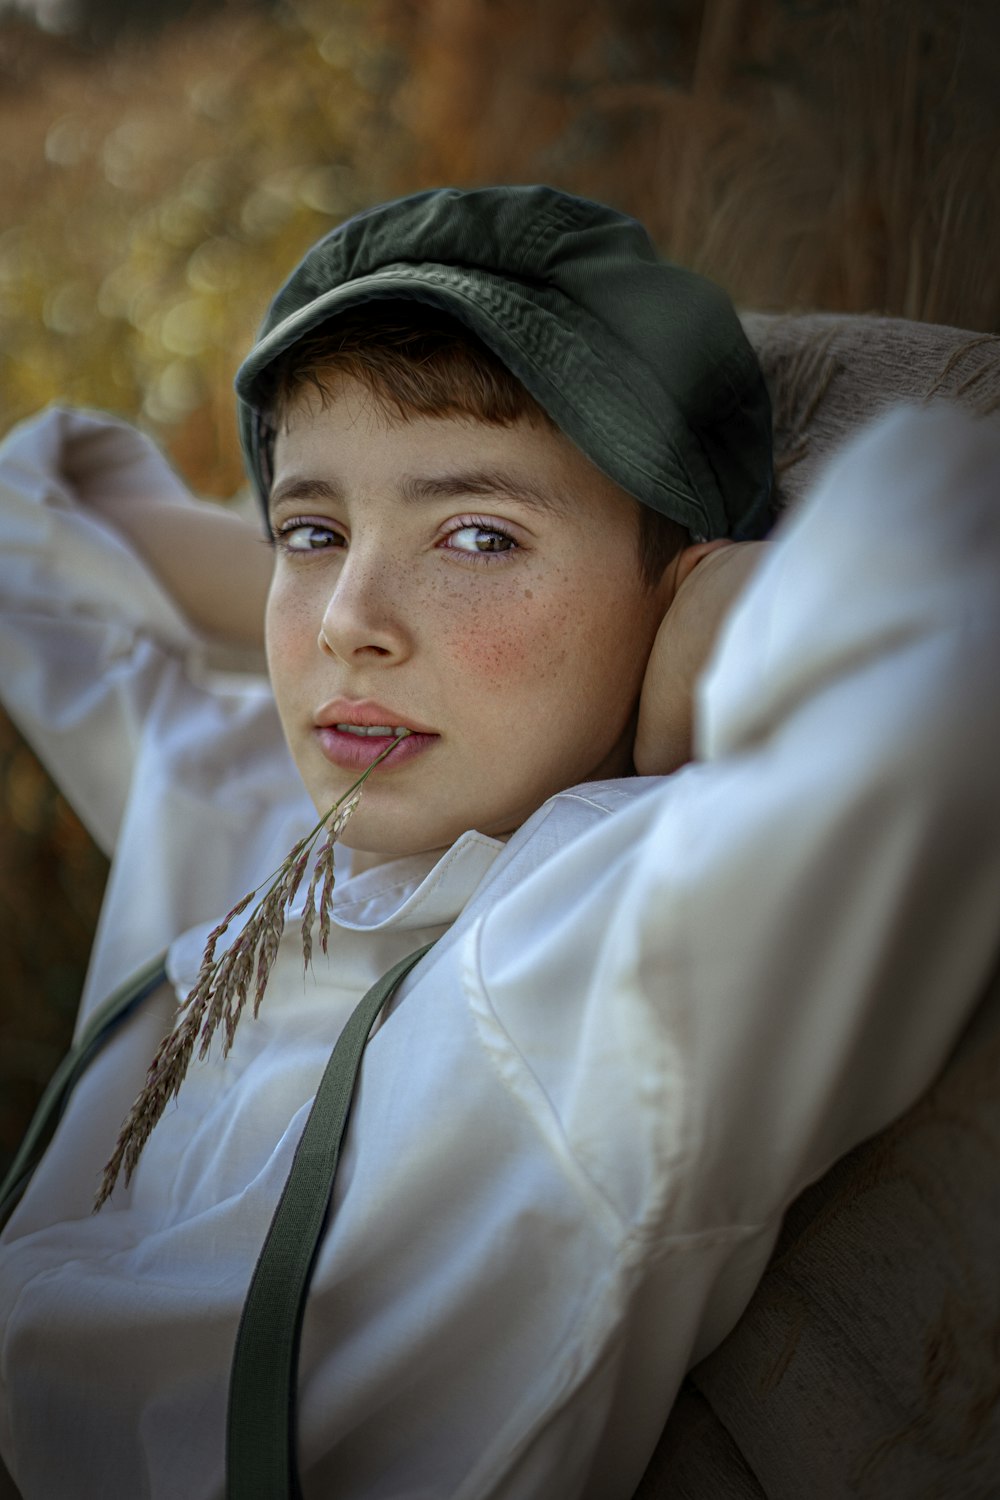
[0,185,998,1500]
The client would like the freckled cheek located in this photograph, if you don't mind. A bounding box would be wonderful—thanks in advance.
[265,586,321,694]
[438,596,569,683]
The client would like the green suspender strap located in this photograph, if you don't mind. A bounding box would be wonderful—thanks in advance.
[0,950,169,1228]
[226,940,437,1500]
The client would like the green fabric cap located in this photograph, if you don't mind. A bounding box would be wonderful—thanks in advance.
[235,185,773,541]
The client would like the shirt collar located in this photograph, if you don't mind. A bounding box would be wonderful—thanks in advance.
[293,827,506,932]
[169,827,506,991]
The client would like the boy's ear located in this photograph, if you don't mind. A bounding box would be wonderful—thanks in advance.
[664,538,734,606]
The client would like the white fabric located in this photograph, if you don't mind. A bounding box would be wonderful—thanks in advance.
[1,402,999,1500]
[0,407,316,1033]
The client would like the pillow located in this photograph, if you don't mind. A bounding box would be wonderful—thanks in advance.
[741,312,1000,511]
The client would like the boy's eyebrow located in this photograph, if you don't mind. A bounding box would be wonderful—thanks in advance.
[399,469,571,517]
[268,468,571,520]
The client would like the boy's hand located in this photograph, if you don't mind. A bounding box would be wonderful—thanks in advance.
[634,541,767,775]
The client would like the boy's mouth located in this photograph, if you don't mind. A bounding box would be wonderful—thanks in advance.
[314,724,438,772]
[313,699,438,772]
[334,724,410,738]
[314,697,435,735]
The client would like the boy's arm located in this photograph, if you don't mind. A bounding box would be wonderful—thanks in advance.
[0,408,304,1015]
[60,416,272,649]
[651,402,1000,1215]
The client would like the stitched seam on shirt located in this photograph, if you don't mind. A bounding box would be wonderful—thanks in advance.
[552,786,658,816]
[552,791,619,815]
[462,920,630,1244]
[633,1214,773,1261]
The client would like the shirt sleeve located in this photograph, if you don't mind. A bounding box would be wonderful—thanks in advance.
[0,406,314,1027]
[475,401,1000,1238]
[0,405,212,851]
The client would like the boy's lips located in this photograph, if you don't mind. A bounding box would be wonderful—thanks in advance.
[313,698,438,772]
[314,698,435,734]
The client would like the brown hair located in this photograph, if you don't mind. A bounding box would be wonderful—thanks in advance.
[261,303,686,585]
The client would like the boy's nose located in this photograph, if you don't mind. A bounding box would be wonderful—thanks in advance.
[316,554,411,664]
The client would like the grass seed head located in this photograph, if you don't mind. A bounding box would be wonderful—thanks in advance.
[92,747,403,1210]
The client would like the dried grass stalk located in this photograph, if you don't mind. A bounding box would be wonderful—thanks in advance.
[93,734,409,1210]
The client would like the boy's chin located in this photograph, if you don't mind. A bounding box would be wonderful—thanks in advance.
[313,781,542,865]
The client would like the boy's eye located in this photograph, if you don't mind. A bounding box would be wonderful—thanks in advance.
[275,521,344,553]
[445,523,517,557]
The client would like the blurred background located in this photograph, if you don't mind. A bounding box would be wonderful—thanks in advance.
[1,0,999,1175]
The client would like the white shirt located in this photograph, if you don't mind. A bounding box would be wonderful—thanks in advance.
[1,402,999,1500]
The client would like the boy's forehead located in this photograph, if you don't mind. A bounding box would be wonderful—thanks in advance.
[237,185,774,544]
[269,382,635,529]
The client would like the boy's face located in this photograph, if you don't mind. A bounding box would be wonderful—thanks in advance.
[266,374,676,862]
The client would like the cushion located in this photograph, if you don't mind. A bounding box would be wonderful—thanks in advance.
[741,311,1000,511]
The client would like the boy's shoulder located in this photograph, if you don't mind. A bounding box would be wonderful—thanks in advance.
[519,774,665,839]
[480,774,669,900]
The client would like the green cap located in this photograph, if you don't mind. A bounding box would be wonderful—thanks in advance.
[235,185,773,541]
